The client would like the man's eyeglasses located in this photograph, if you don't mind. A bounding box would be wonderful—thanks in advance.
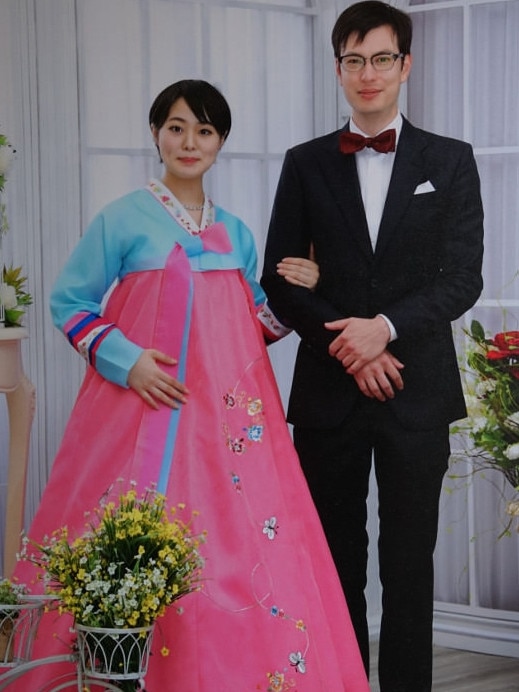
[338,52,404,72]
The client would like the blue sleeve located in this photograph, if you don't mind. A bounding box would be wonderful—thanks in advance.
[50,210,143,387]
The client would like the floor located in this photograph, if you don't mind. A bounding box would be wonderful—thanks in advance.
[368,643,519,691]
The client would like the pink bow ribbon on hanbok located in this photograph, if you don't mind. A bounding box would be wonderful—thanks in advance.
[199,222,232,254]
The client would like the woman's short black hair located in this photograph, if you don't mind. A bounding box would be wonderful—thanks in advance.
[149,79,232,141]
[332,1,412,58]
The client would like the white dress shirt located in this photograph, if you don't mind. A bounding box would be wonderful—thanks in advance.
[349,113,402,341]
[350,112,402,250]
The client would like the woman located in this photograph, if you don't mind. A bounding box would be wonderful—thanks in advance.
[14,80,368,691]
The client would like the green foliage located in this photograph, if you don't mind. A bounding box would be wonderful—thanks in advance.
[459,319,519,489]
[1,264,33,327]
[0,578,27,607]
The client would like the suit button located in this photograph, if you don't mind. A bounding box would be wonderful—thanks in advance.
[370,278,378,288]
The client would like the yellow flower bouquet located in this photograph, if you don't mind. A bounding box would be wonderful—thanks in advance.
[21,485,204,628]
[20,485,205,689]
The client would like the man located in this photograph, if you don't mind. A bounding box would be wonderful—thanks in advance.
[261,2,484,691]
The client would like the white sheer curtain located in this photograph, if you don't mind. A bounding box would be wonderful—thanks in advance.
[78,0,316,253]
[404,0,519,651]
[0,0,84,576]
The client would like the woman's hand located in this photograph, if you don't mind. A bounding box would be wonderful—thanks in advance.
[127,349,189,410]
[277,255,319,290]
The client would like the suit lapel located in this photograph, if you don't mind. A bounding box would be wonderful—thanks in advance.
[316,121,429,261]
[375,120,428,258]
[326,129,374,260]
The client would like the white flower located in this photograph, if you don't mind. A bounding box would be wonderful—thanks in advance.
[471,416,489,433]
[503,443,519,461]
[0,144,14,178]
[263,516,278,540]
[475,379,496,396]
[0,283,17,309]
[464,394,484,417]
[288,651,306,674]
[504,411,519,430]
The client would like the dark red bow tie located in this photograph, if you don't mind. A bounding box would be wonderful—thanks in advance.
[339,128,396,154]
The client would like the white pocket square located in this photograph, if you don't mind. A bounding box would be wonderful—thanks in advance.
[414,180,435,195]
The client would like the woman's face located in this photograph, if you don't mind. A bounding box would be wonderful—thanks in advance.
[152,97,223,184]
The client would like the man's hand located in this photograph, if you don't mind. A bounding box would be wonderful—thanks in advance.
[325,315,390,372]
[128,349,189,410]
[353,350,404,401]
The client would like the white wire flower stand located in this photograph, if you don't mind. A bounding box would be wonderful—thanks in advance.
[0,597,153,691]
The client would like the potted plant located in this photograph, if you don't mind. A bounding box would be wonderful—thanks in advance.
[0,132,14,239]
[452,319,519,535]
[0,269,31,387]
[0,130,32,329]
[0,131,32,391]
[21,483,205,690]
[0,264,32,328]
[0,577,28,663]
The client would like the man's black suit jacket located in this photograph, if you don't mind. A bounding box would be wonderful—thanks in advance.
[261,118,484,431]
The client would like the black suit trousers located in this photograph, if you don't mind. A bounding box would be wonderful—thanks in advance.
[294,397,450,692]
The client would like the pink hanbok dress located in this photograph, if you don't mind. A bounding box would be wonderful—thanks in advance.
[12,180,369,691]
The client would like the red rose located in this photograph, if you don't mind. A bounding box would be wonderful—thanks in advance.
[492,331,519,350]
[487,331,519,378]
[487,349,514,360]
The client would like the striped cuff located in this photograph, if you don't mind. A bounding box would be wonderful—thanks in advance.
[65,312,117,368]
[257,303,292,343]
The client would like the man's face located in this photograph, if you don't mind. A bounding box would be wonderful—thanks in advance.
[336,24,412,133]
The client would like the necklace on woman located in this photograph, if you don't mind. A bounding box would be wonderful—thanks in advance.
[183,201,205,211]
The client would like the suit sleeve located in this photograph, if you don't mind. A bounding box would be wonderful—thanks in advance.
[383,143,484,339]
[261,149,346,358]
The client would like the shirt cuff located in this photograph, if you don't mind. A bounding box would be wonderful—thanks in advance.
[378,313,397,342]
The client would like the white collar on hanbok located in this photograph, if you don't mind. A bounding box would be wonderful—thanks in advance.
[147,178,215,235]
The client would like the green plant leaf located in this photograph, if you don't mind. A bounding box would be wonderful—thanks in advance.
[470,319,485,342]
